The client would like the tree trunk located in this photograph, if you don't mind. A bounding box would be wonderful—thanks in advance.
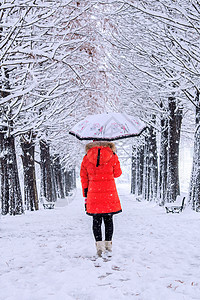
[142,124,158,202]
[64,171,70,196]
[53,155,65,198]
[21,141,38,211]
[51,159,57,202]
[143,136,150,201]
[0,133,23,215]
[159,117,168,205]
[40,140,56,203]
[64,169,76,196]
[0,132,9,215]
[135,144,144,196]
[189,91,200,210]
[72,168,76,189]
[148,117,158,201]
[167,97,183,202]
[131,146,136,194]
[0,49,23,214]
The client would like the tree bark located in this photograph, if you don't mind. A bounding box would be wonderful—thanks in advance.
[72,168,76,189]
[0,133,23,215]
[143,136,150,200]
[51,159,57,202]
[142,121,158,202]
[148,117,158,201]
[189,91,200,210]
[0,132,9,215]
[53,155,65,198]
[131,146,136,194]
[135,144,144,196]
[64,170,71,196]
[159,117,168,205]
[64,168,76,196]
[21,140,38,211]
[0,48,23,214]
[167,97,183,202]
[40,140,57,203]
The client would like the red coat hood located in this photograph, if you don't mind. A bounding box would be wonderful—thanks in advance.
[85,141,116,166]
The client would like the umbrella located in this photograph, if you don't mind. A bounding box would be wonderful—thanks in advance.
[69,112,147,141]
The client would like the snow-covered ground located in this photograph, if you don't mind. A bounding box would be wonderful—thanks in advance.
[1,183,200,300]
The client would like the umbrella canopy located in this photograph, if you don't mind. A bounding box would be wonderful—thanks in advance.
[69,112,147,141]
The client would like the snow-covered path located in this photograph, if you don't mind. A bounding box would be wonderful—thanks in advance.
[1,184,200,300]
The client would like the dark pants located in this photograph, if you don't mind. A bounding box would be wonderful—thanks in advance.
[92,215,113,242]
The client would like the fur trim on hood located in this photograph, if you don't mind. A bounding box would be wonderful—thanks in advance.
[85,141,116,153]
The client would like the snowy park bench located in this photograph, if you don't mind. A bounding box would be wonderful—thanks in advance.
[165,197,185,214]
[43,203,55,209]
[136,196,142,202]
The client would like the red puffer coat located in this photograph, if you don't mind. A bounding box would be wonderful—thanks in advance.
[80,141,122,216]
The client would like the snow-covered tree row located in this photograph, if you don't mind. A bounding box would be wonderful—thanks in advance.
[0,0,199,214]
[92,0,199,207]
[0,0,110,214]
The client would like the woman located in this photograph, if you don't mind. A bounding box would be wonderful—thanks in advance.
[80,141,122,256]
